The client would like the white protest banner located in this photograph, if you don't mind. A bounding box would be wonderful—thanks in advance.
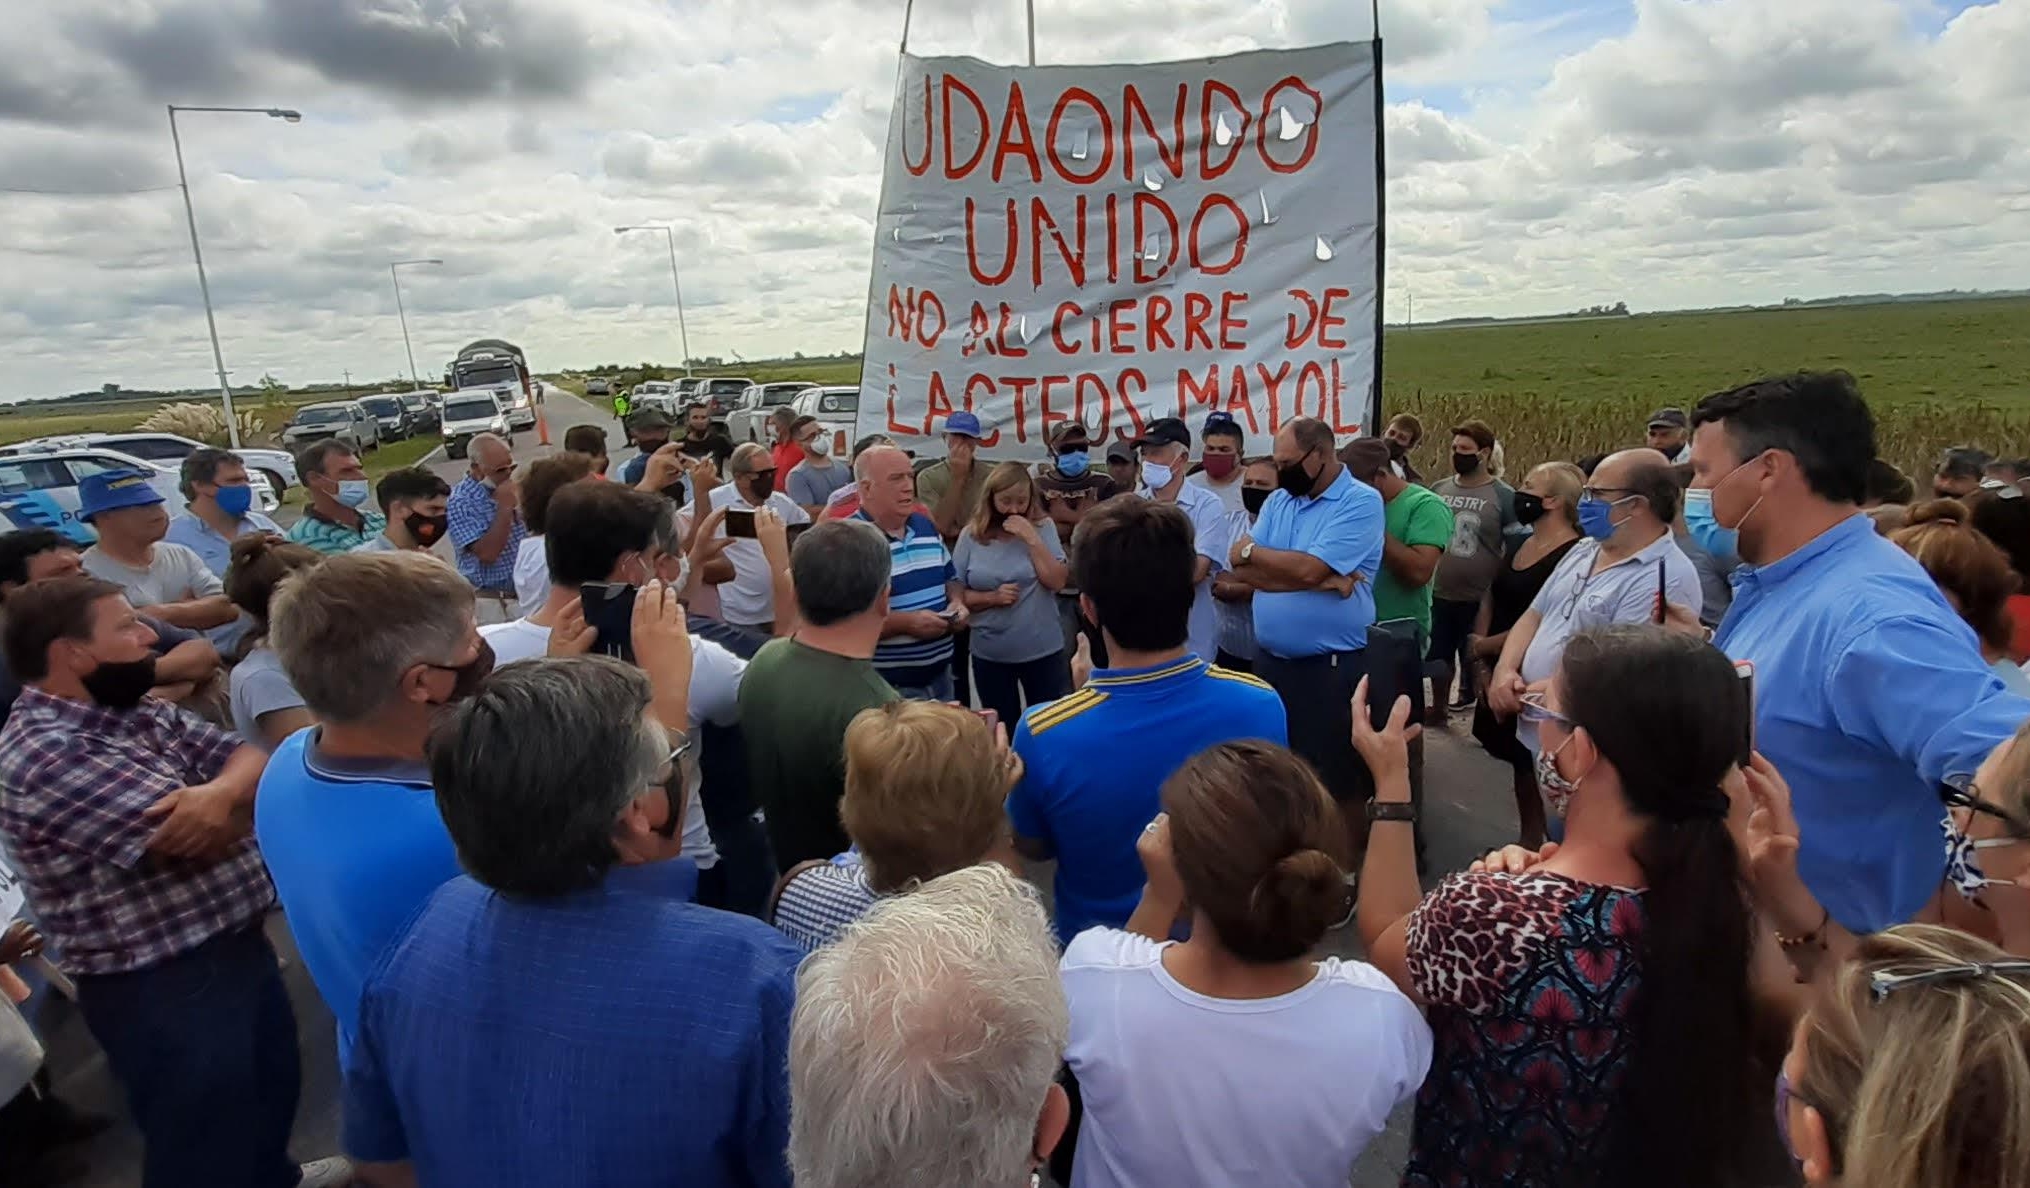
[858,41,1383,457]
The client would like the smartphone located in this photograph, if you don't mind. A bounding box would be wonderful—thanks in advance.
[1734,660,1756,767]
[724,508,758,539]
[1364,620,1425,731]
[579,581,637,662]
[937,604,965,622]
[784,521,812,548]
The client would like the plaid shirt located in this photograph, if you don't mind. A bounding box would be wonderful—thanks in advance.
[446,477,525,592]
[0,687,274,975]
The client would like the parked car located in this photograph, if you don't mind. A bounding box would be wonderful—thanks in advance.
[0,446,196,544]
[401,391,440,434]
[694,377,752,432]
[359,394,412,441]
[586,376,611,397]
[282,402,381,453]
[630,381,679,416]
[789,386,860,461]
[440,391,511,460]
[673,377,701,401]
[0,431,298,499]
[728,381,820,444]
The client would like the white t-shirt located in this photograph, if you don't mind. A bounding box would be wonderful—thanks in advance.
[83,541,248,653]
[1060,928,1431,1188]
[478,617,747,869]
[513,533,550,614]
[679,486,810,627]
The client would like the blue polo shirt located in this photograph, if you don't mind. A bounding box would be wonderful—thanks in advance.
[1717,514,2030,932]
[1009,657,1289,945]
[1250,468,1386,657]
[164,509,283,576]
[344,877,799,1188]
[855,508,956,687]
[253,729,463,1065]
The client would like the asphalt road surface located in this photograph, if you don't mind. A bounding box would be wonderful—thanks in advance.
[45,385,1524,1186]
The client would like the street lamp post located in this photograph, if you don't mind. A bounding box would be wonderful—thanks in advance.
[614,225,694,377]
[389,258,443,390]
[168,105,300,449]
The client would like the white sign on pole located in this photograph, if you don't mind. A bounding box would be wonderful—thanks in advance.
[858,42,1383,457]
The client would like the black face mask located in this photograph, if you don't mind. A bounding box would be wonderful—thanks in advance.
[1241,487,1271,517]
[431,640,496,705]
[1276,449,1319,497]
[405,512,449,547]
[1452,453,1482,476]
[1387,438,1409,461]
[1513,493,1548,525]
[81,655,158,710]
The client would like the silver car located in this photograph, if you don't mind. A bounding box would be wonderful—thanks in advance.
[282,402,381,454]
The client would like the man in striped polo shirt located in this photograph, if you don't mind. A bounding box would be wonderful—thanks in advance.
[853,446,968,700]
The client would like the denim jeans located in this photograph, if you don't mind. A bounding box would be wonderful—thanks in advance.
[972,651,1072,729]
[75,925,301,1188]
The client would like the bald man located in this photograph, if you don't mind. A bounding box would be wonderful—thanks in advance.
[853,446,967,699]
[1488,449,1703,760]
[446,432,529,622]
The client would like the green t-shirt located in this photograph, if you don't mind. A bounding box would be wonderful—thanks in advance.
[736,638,899,867]
[1374,483,1455,637]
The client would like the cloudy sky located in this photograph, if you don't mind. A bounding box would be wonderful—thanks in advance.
[0,0,2022,401]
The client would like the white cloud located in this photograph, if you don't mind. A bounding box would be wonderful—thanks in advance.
[0,0,2024,398]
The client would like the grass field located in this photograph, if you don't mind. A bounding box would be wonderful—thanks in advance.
[6,299,2022,483]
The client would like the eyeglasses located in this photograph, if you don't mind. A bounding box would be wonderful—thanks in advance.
[1518,691,1573,728]
[1941,775,2030,838]
[1580,485,1637,502]
[1869,960,2030,1002]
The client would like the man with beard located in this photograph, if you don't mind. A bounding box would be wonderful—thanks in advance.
[254,553,487,1069]
[0,576,352,1188]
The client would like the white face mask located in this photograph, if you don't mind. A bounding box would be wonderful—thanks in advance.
[809,435,833,457]
[1140,460,1174,490]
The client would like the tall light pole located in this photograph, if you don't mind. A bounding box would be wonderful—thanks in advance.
[614,225,693,376]
[168,104,300,448]
[389,258,443,390]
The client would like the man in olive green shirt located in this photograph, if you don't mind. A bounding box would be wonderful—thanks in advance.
[911,411,990,703]
[736,521,899,869]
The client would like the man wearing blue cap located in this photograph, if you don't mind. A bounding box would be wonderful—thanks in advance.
[915,411,991,704]
[77,471,240,636]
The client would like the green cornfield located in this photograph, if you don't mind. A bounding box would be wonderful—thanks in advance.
[1380,297,2030,484]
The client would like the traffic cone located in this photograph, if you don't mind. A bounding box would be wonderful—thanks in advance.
[537,409,551,447]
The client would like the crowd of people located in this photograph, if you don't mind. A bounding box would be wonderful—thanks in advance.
[0,375,2026,1188]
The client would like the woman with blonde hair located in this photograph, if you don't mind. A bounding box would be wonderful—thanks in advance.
[1893,498,2030,694]
[767,700,1021,952]
[1468,460,1584,846]
[1780,924,2030,1187]
[952,460,1071,728]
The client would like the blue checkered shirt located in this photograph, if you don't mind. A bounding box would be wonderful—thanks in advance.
[445,477,526,592]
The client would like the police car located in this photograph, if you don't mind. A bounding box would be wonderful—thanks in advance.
[0,444,271,545]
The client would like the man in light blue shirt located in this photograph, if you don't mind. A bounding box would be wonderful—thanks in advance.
[1226,417,1383,806]
[163,449,282,577]
[1690,372,2030,933]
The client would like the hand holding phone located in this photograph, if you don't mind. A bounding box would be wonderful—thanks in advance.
[724,508,758,539]
[579,581,639,662]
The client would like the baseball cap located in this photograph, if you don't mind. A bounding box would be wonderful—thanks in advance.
[1132,417,1192,451]
[1646,408,1688,431]
[943,411,984,439]
[1105,440,1135,463]
[1047,422,1091,450]
[79,470,164,522]
[627,407,672,431]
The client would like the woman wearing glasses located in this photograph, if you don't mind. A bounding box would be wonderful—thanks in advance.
[1357,624,1777,1188]
[1779,924,2030,1187]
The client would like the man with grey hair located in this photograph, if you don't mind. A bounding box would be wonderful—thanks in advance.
[254,551,488,1067]
[446,432,527,624]
[854,444,966,699]
[790,863,1070,1188]
[344,642,801,1188]
[740,519,900,868]
[684,441,810,632]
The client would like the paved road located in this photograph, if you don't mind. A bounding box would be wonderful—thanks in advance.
[47,385,1525,1186]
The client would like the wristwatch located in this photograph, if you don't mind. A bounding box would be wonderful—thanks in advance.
[1239,540,1255,566]
[1365,800,1417,823]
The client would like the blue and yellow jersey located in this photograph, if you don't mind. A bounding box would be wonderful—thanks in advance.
[1009,656,1288,946]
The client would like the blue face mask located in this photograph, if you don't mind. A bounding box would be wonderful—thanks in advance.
[1576,496,1620,541]
[1682,488,1736,558]
[1056,451,1089,478]
[336,479,373,509]
[214,484,254,519]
